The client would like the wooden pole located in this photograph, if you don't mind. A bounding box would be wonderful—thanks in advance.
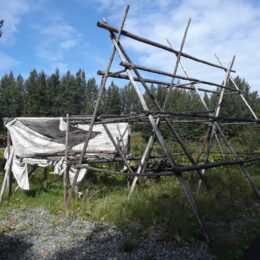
[78,156,260,175]
[102,123,134,175]
[97,71,219,94]
[64,114,69,207]
[129,19,192,197]
[166,39,210,111]
[196,56,235,192]
[204,56,235,164]
[111,34,210,241]
[43,167,48,191]
[97,21,235,72]
[0,172,8,202]
[0,150,14,202]
[6,131,12,197]
[215,123,260,198]
[120,61,238,91]
[65,5,130,207]
[215,54,258,120]
[113,38,211,193]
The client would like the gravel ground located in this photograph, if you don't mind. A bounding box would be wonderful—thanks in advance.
[0,207,215,260]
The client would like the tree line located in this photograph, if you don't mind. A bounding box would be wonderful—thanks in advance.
[0,69,259,140]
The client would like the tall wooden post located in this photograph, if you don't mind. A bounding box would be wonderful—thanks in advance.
[43,167,48,191]
[64,114,69,207]
[65,5,130,207]
[6,131,13,197]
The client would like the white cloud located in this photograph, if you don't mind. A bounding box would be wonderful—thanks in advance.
[35,20,81,62]
[95,0,260,92]
[0,0,40,45]
[0,0,41,72]
[0,51,20,70]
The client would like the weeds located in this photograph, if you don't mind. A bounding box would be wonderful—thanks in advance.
[0,142,259,259]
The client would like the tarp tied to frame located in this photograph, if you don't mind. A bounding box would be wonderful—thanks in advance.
[4,118,130,190]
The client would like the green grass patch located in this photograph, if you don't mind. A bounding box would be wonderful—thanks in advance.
[0,138,259,258]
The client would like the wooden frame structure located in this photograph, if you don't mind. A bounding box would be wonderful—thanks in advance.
[1,5,259,241]
[68,5,259,241]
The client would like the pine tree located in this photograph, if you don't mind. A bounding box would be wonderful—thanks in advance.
[0,72,23,117]
[85,78,98,113]
[104,81,121,114]
[47,69,61,116]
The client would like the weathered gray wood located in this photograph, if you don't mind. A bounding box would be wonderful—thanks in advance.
[215,54,258,120]
[65,5,130,207]
[97,21,235,73]
[43,167,48,191]
[78,156,260,175]
[0,172,8,202]
[113,39,211,192]
[64,114,69,207]
[6,131,13,197]
[166,39,210,111]
[102,123,134,174]
[111,35,209,241]
[164,18,191,108]
[97,71,219,94]
[129,19,192,198]
[204,56,235,164]
[120,62,238,91]
[0,151,14,202]
[215,123,260,198]
[196,57,235,192]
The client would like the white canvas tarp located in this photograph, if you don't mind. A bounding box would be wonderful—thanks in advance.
[4,117,129,190]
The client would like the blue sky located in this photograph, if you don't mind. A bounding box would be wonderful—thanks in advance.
[1,0,260,92]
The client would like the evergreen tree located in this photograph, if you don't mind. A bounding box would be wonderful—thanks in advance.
[120,83,142,114]
[47,69,61,116]
[0,72,23,117]
[85,78,98,113]
[104,81,121,114]
[60,71,78,114]
[73,69,87,114]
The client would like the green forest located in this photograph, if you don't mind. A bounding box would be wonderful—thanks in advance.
[0,69,259,142]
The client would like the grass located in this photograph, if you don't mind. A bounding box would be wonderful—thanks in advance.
[0,138,259,259]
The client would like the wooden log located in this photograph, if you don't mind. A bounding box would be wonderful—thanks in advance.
[121,61,238,91]
[163,18,191,109]
[65,5,130,207]
[97,21,235,73]
[112,37,211,192]
[215,54,258,120]
[204,56,235,164]
[64,114,69,207]
[0,173,8,202]
[102,123,134,174]
[166,39,210,111]
[215,123,260,198]
[43,167,48,191]
[111,35,210,241]
[129,19,193,197]
[0,151,14,202]
[197,57,235,192]
[77,156,260,175]
[6,131,12,197]
[97,71,219,94]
